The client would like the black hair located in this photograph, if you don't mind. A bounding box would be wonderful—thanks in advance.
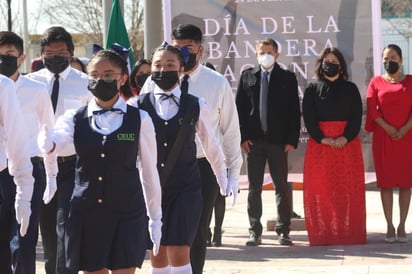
[0,31,24,55]
[382,44,403,60]
[257,37,278,52]
[151,44,185,67]
[71,57,87,73]
[88,50,133,99]
[202,62,216,71]
[130,58,151,88]
[40,26,74,54]
[314,47,349,81]
[172,24,203,43]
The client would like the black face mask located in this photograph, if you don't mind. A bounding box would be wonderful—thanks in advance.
[384,61,399,74]
[322,62,340,78]
[43,55,70,74]
[136,73,150,87]
[151,71,179,91]
[0,55,18,77]
[88,79,119,101]
[184,53,197,72]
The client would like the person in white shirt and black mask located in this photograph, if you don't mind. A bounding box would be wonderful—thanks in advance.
[132,24,243,274]
[27,26,92,274]
[134,43,229,274]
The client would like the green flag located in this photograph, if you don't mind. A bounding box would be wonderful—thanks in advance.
[106,0,135,66]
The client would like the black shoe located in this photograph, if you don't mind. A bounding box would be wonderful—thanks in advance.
[278,234,293,246]
[246,234,262,246]
[292,211,302,219]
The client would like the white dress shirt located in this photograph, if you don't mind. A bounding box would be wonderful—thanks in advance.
[51,97,162,223]
[0,75,34,201]
[129,84,228,180]
[27,66,92,157]
[132,65,243,180]
[14,75,58,177]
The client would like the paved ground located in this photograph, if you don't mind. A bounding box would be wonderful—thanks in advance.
[36,183,412,273]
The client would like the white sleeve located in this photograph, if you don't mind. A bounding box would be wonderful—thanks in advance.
[38,89,58,177]
[1,77,34,201]
[51,109,77,145]
[219,80,243,180]
[137,110,162,222]
[196,98,227,177]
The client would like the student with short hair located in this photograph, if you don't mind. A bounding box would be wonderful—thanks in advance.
[27,26,92,274]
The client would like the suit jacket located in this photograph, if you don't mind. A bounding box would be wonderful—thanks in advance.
[236,63,301,148]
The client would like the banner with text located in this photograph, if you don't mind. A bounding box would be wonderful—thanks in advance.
[163,0,381,180]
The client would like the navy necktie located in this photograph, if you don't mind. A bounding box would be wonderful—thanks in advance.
[158,93,180,106]
[92,108,124,116]
[260,71,269,132]
[180,75,189,94]
[51,74,59,113]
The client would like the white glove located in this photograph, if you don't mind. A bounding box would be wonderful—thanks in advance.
[216,174,228,196]
[15,199,31,237]
[37,124,54,153]
[149,219,162,256]
[43,175,57,204]
[226,178,239,206]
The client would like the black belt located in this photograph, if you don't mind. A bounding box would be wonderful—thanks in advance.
[31,156,44,164]
[57,155,76,164]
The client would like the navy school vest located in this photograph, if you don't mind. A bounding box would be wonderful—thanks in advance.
[138,92,201,193]
[71,105,145,212]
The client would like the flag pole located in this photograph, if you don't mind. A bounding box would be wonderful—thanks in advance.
[102,0,111,46]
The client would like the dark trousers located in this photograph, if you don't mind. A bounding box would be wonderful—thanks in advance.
[190,158,219,274]
[247,141,291,237]
[209,192,225,231]
[39,157,75,274]
[0,160,46,274]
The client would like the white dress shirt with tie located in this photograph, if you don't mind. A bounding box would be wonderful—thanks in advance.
[27,66,92,157]
[132,65,242,182]
[130,84,228,191]
[50,97,162,225]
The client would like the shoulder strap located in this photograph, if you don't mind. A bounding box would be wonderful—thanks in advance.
[159,95,198,186]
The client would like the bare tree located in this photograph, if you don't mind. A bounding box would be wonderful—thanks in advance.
[40,0,144,60]
[382,0,412,38]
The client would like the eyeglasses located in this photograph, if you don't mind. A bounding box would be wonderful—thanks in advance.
[43,49,70,57]
[88,72,122,82]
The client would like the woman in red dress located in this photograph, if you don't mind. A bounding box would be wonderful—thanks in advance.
[302,47,365,246]
[366,44,412,243]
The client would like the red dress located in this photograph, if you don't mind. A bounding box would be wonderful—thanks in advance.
[303,121,366,245]
[365,75,412,188]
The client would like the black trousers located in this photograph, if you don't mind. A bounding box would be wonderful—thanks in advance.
[208,192,225,232]
[247,141,291,237]
[39,157,76,274]
[190,158,219,274]
[0,160,45,274]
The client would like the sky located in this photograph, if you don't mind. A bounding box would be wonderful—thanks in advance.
[0,0,50,34]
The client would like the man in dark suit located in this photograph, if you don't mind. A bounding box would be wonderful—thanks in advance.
[236,37,301,246]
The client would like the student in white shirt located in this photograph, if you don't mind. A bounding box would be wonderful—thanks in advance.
[135,43,228,274]
[38,49,162,274]
[27,26,92,274]
[0,73,34,274]
[0,31,57,274]
[132,24,243,274]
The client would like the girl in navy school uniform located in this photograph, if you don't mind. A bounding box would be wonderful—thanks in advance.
[136,44,228,274]
[38,49,162,274]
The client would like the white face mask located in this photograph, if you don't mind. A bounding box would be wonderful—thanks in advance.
[257,53,275,69]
